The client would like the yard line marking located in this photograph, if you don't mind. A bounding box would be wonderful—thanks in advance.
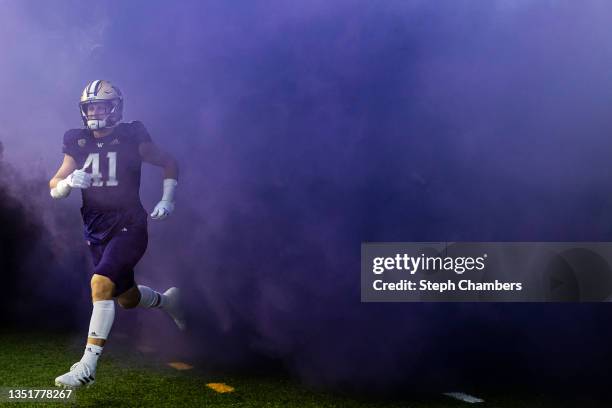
[207,383,235,393]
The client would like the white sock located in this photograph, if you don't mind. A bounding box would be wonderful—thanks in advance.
[137,285,165,308]
[87,300,115,340]
[82,300,115,372]
[80,344,103,372]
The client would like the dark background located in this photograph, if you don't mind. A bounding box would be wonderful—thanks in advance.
[1,0,612,394]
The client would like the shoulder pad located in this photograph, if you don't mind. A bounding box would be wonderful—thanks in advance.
[63,128,86,144]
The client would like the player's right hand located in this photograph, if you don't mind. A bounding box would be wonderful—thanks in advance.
[66,169,93,189]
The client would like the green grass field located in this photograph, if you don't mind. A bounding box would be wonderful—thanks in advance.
[0,331,606,407]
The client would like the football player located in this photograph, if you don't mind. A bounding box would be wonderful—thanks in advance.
[49,80,185,388]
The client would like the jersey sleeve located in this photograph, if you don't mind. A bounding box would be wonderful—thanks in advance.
[131,121,153,144]
[62,129,80,158]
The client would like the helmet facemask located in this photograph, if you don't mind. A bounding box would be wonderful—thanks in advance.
[79,80,124,130]
[80,99,122,130]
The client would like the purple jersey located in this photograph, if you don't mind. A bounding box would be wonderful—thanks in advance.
[62,121,151,243]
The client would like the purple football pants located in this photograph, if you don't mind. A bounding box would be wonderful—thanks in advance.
[88,226,148,296]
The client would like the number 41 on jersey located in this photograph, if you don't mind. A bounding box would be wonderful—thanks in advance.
[83,152,118,187]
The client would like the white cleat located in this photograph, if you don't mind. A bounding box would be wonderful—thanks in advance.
[162,287,186,331]
[54,362,96,389]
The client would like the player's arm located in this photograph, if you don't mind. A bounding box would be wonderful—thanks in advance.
[49,154,92,199]
[139,141,179,180]
[139,142,179,220]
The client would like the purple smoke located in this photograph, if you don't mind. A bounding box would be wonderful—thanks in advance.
[2,0,612,392]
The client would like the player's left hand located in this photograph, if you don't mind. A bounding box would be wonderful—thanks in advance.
[150,200,174,220]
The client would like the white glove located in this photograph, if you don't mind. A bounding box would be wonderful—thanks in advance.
[150,200,175,220]
[50,168,93,199]
[150,178,177,220]
[66,169,93,189]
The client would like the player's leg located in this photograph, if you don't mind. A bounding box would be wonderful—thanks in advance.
[116,285,140,309]
[71,274,116,378]
[88,274,115,344]
[111,226,185,330]
[56,228,148,388]
[116,284,160,309]
[55,245,117,388]
[117,283,186,330]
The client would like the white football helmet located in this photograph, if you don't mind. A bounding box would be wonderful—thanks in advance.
[79,80,123,130]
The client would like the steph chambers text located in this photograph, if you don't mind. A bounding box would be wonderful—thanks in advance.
[373,279,523,292]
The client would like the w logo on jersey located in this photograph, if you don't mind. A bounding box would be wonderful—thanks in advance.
[97,142,104,148]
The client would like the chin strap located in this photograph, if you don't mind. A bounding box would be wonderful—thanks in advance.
[87,119,112,130]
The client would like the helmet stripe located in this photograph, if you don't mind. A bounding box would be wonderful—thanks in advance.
[88,80,100,96]
[94,80,103,96]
